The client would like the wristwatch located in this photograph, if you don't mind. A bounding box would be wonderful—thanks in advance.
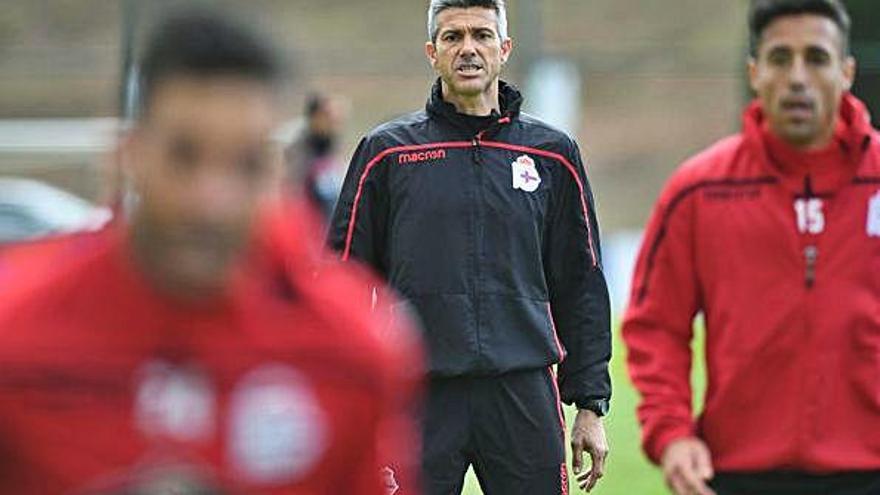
[577,399,609,417]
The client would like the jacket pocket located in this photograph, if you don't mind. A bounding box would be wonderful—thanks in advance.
[850,290,880,412]
[405,293,477,376]
[479,294,560,372]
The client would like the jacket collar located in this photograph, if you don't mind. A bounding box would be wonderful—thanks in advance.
[743,92,874,195]
[425,78,523,137]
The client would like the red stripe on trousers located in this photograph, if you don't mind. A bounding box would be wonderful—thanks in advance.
[547,366,569,495]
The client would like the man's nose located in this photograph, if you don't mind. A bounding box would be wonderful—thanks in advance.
[189,166,244,221]
[788,56,808,91]
[460,34,478,55]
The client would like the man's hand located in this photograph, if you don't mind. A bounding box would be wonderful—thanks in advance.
[661,437,716,495]
[570,409,608,492]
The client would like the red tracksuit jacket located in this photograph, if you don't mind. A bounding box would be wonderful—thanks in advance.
[0,203,422,494]
[623,93,880,473]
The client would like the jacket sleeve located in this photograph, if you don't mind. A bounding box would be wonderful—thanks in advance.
[621,171,700,465]
[328,135,390,276]
[544,139,612,408]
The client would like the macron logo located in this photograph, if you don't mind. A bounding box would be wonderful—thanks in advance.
[398,148,447,165]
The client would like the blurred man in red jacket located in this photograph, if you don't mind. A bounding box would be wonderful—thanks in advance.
[623,1,880,494]
[0,10,421,495]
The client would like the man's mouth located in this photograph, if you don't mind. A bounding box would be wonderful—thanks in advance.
[780,97,815,120]
[455,62,484,77]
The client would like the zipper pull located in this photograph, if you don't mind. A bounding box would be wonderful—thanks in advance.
[471,136,482,165]
[804,245,818,288]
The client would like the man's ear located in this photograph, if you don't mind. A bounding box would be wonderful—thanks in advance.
[425,41,438,69]
[747,57,759,93]
[842,55,856,92]
[118,125,147,190]
[117,127,137,174]
[264,140,286,201]
[500,37,513,65]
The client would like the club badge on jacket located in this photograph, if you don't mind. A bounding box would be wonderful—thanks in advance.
[512,155,541,193]
[868,190,880,237]
[134,361,328,486]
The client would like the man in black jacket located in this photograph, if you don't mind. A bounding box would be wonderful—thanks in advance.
[329,1,611,493]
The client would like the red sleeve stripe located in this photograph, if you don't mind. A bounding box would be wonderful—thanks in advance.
[344,139,600,269]
[546,302,566,362]
[481,140,599,267]
[342,141,472,261]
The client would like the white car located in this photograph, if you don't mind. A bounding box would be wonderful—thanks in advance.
[0,177,112,244]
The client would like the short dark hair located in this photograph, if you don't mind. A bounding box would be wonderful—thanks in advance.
[427,0,508,42]
[748,0,851,56]
[138,10,284,115]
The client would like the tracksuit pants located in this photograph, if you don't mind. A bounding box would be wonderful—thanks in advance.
[421,368,568,495]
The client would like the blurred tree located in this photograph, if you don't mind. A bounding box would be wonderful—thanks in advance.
[847,0,880,118]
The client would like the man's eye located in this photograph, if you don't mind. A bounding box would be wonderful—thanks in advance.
[168,139,198,172]
[767,52,790,66]
[238,152,266,179]
[807,51,830,65]
[442,33,459,42]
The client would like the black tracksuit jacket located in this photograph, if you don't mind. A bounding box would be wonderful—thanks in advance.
[329,80,611,408]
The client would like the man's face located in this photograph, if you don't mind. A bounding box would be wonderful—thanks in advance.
[426,7,512,100]
[749,14,855,149]
[310,97,350,137]
[126,76,281,298]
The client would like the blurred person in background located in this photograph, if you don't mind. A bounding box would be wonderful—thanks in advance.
[329,0,611,493]
[0,10,421,495]
[623,1,880,494]
[284,93,349,223]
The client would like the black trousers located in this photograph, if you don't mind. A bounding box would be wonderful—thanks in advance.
[421,368,568,495]
[711,471,880,495]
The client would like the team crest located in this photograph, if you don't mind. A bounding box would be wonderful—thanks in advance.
[868,190,880,237]
[512,155,541,193]
[228,364,327,485]
[134,361,216,444]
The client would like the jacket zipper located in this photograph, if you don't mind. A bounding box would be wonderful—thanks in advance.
[470,116,508,367]
[797,243,816,465]
[472,135,484,360]
[802,176,818,290]
[799,175,818,458]
[803,245,818,288]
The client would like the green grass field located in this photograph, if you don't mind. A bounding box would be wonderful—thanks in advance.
[460,323,707,495]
